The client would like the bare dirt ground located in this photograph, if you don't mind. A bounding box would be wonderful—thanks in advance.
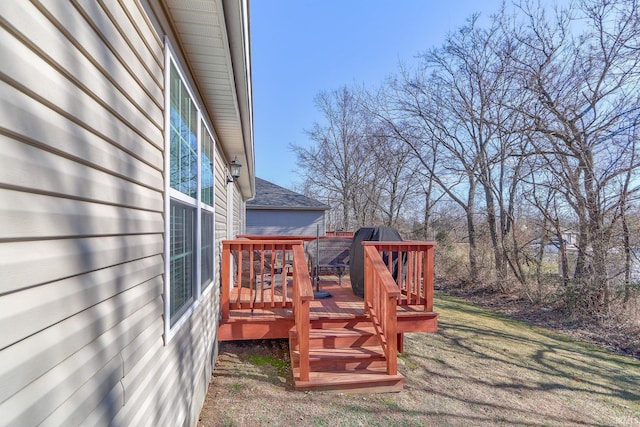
[198,293,640,426]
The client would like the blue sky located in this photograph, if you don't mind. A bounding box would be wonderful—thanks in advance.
[251,1,506,189]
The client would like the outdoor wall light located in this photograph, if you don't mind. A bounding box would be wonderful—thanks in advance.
[226,157,242,183]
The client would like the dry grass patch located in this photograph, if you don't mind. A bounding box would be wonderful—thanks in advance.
[199,294,640,426]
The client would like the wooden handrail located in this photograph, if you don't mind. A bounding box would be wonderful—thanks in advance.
[363,241,436,312]
[236,234,318,242]
[363,245,400,375]
[325,230,354,237]
[292,244,314,381]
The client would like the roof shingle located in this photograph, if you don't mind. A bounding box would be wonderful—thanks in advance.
[247,178,329,210]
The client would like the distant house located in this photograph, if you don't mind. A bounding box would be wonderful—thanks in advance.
[246,178,330,236]
[0,1,253,426]
[561,229,580,246]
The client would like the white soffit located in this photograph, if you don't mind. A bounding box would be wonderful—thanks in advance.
[164,0,254,197]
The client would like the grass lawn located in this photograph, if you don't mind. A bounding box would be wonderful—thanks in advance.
[198,293,640,426]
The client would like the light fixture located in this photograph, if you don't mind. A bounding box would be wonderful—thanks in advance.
[226,156,242,183]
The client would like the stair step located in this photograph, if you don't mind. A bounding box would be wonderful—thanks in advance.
[292,346,387,371]
[310,318,371,329]
[308,346,385,360]
[292,367,404,393]
[397,311,439,333]
[289,326,380,349]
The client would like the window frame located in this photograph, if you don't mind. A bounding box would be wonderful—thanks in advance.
[164,39,217,342]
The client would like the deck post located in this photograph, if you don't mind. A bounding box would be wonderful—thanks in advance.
[364,248,372,315]
[221,242,230,321]
[298,299,310,381]
[386,294,398,375]
[425,244,434,312]
[292,244,313,382]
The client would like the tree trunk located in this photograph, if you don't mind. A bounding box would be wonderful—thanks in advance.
[467,185,479,283]
[483,182,505,282]
[622,210,631,307]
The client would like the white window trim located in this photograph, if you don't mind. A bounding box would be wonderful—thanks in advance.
[163,37,217,343]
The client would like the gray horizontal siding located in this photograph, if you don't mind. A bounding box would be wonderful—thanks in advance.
[39,356,124,427]
[0,280,163,422]
[111,292,218,426]
[247,209,326,236]
[0,0,224,425]
[78,382,124,427]
[0,255,164,349]
[0,189,164,240]
[0,32,163,162]
[215,145,228,240]
[35,0,164,111]
[0,0,166,425]
[0,87,163,188]
[1,136,162,211]
[232,186,241,237]
[0,234,163,294]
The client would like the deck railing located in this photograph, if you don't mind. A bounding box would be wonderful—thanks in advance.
[221,239,314,380]
[291,244,314,381]
[362,242,436,375]
[365,242,435,311]
[325,230,354,237]
[236,234,317,242]
[363,245,400,375]
[221,240,305,319]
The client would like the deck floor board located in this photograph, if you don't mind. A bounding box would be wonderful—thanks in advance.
[221,276,437,342]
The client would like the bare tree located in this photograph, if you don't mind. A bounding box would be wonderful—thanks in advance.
[292,86,371,230]
[506,0,640,314]
[366,126,422,228]
[373,14,527,284]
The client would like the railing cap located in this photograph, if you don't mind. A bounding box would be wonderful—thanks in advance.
[362,241,436,247]
[222,239,305,247]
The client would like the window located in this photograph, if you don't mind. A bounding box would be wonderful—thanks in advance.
[165,48,216,332]
[200,124,215,290]
[170,200,195,319]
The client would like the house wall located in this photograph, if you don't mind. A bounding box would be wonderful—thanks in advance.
[215,144,230,254]
[0,1,240,426]
[232,186,245,237]
[246,209,326,236]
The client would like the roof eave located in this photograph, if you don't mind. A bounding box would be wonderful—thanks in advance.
[163,0,255,198]
[247,205,331,211]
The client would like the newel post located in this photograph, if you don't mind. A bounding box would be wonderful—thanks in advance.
[363,246,373,314]
[221,242,231,321]
[386,295,398,375]
[425,244,434,312]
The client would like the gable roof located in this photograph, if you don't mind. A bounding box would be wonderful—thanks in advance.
[247,178,330,211]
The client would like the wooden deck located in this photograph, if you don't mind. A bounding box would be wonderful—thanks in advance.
[218,239,438,393]
[219,278,437,340]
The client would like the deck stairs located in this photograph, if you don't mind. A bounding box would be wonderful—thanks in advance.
[289,319,403,393]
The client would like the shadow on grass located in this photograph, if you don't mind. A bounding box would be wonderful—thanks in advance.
[398,294,640,424]
[208,296,639,426]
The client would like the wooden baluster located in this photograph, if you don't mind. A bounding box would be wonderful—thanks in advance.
[408,248,413,298]
[415,249,421,304]
[269,245,275,308]
[396,247,402,303]
[417,250,423,304]
[249,249,254,310]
